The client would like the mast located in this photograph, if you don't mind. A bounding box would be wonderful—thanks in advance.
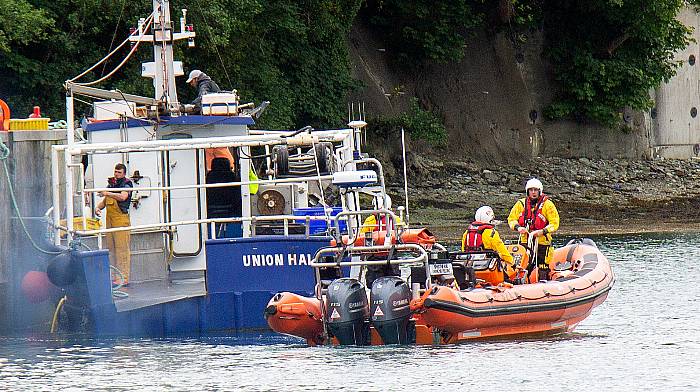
[129,0,196,114]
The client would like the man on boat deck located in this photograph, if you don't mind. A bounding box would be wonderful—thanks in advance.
[95,163,133,285]
[184,69,221,114]
[462,206,514,269]
[361,195,403,289]
[508,178,560,282]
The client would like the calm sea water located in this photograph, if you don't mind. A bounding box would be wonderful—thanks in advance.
[1,234,699,391]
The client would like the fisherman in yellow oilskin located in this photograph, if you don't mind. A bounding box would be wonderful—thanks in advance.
[95,163,133,285]
[508,178,560,282]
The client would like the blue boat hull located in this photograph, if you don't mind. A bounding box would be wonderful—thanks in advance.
[62,235,331,336]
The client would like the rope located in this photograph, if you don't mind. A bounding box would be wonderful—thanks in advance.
[72,13,155,86]
[0,139,62,255]
[70,12,155,83]
[110,265,129,298]
[50,296,67,333]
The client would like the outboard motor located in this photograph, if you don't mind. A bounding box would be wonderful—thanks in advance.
[370,276,414,344]
[325,278,370,345]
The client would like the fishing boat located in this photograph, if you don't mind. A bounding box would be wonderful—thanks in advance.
[265,238,614,345]
[42,0,404,336]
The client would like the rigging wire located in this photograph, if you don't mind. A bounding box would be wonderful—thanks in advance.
[70,12,155,83]
[100,0,128,78]
[192,0,233,89]
[74,15,155,87]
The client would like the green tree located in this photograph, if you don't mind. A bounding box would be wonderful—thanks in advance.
[0,0,362,129]
[542,0,695,125]
[366,0,484,63]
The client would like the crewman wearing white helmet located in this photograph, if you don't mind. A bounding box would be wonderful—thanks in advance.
[462,206,514,268]
[507,178,560,282]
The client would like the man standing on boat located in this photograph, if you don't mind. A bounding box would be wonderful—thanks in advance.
[183,69,221,114]
[508,178,560,282]
[95,163,133,285]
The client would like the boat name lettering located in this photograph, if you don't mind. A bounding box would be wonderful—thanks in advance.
[242,253,313,267]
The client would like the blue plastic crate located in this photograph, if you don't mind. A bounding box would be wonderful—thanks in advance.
[293,207,347,235]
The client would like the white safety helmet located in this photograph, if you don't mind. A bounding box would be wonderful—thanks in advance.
[525,178,543,193]
[373,195,392,210]
[475,206,495,224]
[186,69,202,83]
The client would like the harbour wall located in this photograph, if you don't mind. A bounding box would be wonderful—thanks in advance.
[0,130,66,333]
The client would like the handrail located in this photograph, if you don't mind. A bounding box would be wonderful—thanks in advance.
[310,243,428,268]
[333,209,400,245]
[63,213,344,236]
[83,174,334,193]
[54,129,352,155]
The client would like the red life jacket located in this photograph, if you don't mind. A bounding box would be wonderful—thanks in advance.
[517,195,549,230]
[372,214,388,231]
[463,222,494,251]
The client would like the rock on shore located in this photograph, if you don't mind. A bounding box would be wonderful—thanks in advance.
[383,155,700,240]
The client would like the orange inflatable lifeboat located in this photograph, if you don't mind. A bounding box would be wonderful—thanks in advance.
[266,238,614,345]
[264,292,324,345]
[411,239,614,343]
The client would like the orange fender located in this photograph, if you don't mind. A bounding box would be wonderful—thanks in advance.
[265,292,324,345]
[0,99,10,132]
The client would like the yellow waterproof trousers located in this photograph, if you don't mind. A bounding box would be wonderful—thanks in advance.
[105,199,131,283]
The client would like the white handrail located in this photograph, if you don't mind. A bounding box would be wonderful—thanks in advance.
[84,174,334,193]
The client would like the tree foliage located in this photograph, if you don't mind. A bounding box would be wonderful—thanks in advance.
[0,0,699,131]
[366,0,698,126]
[542,0,695,125]
[0,0,361,129]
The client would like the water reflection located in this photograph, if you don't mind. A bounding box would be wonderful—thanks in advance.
[1,234,699,391]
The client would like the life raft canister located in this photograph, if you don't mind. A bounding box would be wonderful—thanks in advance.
[518,195,549,230]
[462,222,494,251]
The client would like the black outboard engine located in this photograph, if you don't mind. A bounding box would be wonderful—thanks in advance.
[370,276,414,344]
[325,278,370,345]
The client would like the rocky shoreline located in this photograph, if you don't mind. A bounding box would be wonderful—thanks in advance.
[383,155,700,242]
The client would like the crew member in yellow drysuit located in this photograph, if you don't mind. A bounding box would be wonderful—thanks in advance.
[508,178,560,281]
[462,206,514,267]
[95,163,133,285]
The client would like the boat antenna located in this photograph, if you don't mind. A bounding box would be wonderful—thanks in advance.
[401,127,410,226]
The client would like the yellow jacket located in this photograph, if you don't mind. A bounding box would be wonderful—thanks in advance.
[461,226,514,266]
[508,197,560,245]
[360,214,403,234]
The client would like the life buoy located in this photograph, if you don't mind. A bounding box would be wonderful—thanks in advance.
[0,99,10,131]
